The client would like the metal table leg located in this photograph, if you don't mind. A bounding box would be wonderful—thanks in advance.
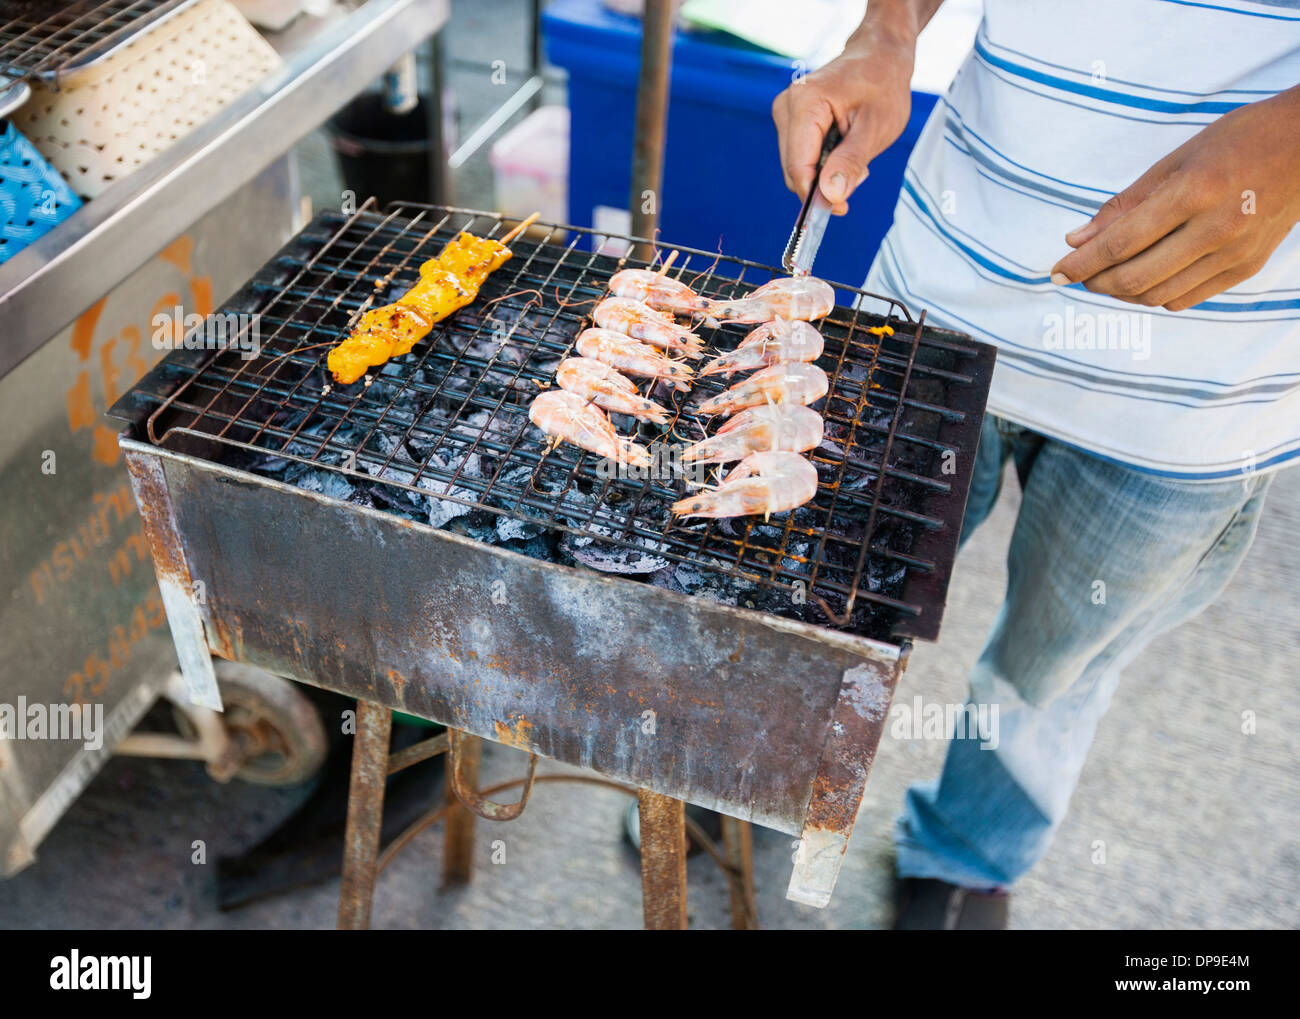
[720,816,758,930]
[638,789,687,930]
[442,728,482,887]
[338,699,393,930]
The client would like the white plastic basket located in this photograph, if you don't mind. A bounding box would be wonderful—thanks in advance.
[13,0,281,198]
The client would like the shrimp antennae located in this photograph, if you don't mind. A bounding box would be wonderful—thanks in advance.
[685,239,725,289]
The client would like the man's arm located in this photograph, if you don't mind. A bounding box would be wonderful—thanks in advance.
[1050,84,1300,311]
[772,1,947,215]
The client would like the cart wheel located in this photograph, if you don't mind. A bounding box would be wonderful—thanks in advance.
[206,663,327,786]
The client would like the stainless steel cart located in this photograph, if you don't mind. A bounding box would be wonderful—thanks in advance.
[0,0,449,876]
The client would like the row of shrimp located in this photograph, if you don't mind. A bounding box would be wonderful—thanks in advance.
[528,257,840,520]
[675,276,836,519]
[529,264,706,469]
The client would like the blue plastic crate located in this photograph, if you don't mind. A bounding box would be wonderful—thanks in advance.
[0,120,82,265]
[543,0,937,286]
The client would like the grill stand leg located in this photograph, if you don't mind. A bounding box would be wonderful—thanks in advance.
[720,816,758,930]
[338,699,392,930]
[638,789,687,929]
[442,729,482,887]
[787,657,902,907]
[122,452,222,711]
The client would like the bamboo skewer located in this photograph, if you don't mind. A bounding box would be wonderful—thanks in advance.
[500,211,540,245]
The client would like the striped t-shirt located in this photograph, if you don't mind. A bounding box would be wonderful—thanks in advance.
[866,0,1300,480]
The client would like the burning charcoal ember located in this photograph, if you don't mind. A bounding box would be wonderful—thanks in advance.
[560,525,669,574]
[367,486,428,522]
[817,435,849,459]
[284,465,358,502]
[496,516,544,543]
[427,488,477,529]
[864,548,909,594]
[648,561,751,605]
[444,514,495,540]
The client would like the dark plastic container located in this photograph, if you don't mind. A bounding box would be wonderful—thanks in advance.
[328,91,443,208]
[543,0,938,286]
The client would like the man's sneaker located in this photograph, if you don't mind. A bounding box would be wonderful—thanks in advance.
[894,877,1009,930]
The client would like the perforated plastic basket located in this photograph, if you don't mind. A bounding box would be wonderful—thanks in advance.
[0,120,82,264]
[12,0,281,198]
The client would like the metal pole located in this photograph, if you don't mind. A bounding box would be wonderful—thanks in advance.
[720,816,758,930]
[424,32,448,204]
[529,0,544,112]
[638,789,688,929]
[337,699,392,930]
[628,0,674,262]
[442,729,482,886]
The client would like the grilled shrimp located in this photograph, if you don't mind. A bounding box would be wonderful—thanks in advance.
[696,362,828,417]
[608,269,713,318]
[700,319,824,377]
[529,390,651,467]
[707,277,835,323]
[681,405,823,464]
[576,327,695,392]
[593,297,705,358]
[555,357,671,424]
[672,451,818,519]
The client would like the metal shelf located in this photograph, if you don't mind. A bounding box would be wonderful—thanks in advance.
[0,0,449,380]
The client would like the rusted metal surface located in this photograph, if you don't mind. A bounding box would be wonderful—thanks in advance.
[121,450,221,710]
[386,731,449,775]
[125,442,904,845]
[448,726,539,821]
[638,789,687,930]
[628,0,673,262]
[338,698,392,930]
[787,652,903,907]
[720,816,758,930]
[442,730,480,888]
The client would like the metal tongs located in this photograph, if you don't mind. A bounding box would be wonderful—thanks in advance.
[782,123,843,277]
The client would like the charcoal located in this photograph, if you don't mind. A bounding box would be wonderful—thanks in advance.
[649,560,747,605]
[496,516,543,543]
[167,234,953,647]
[497,533,556,560]
[288,467,357,503]
[559,523,669,575]
[428,493,474,529]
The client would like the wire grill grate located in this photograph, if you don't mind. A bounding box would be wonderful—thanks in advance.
[0,0,193,81]
[116,202,995,642]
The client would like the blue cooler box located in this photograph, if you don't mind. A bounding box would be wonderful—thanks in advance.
[543,0,938,286]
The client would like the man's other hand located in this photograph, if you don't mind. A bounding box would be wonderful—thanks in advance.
[1051,87,1300,311]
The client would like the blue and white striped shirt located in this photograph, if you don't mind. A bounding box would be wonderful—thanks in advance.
[867,0,1300,480]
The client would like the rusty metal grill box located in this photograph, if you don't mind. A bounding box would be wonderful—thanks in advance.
[109,204,996,905]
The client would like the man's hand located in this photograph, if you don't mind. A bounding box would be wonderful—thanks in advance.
[771,6,925,215]
[1051,87,1300,311]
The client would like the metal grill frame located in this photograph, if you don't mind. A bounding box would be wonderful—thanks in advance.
[109,203,997,908]
[0,0,197,82]
[112,201,994,643]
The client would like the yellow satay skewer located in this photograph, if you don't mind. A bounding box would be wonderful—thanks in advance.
[327,212,541,385]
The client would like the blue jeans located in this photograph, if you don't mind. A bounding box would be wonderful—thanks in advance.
[896,414,1276,889]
